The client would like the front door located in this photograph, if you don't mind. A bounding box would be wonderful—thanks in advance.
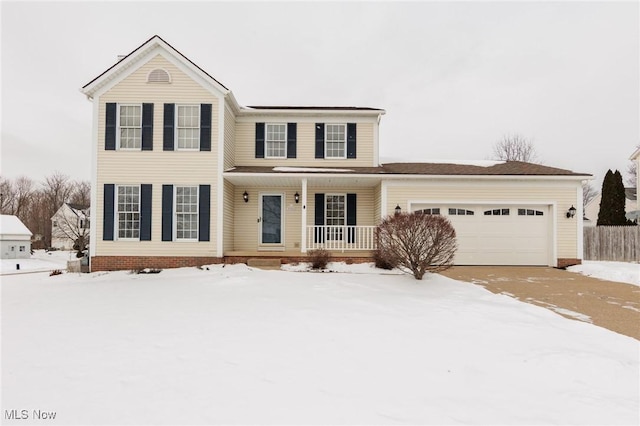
[260,194,283,245]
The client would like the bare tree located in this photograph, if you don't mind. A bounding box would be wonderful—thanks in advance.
[13,176,35,218]
[70,180,91,206]
[583,182,598,210]
[0,176,16,214]
[492,134,540,163]
[52,204,90,257]
[376,212,457,280]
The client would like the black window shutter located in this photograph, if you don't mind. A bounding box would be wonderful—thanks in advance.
[142,103,154,151]
[287,123,297,158]
[162,185,173,241]
[103,184,115,240]
[347,193,357,243]
[315,123,325,159]
[140,184,152,241]
[200,104,212,151]
[163,103,175,151]
[105,103,116,150]
[347,123,357,159]
[199,185,210,242]
[255,123,265,158]
[314,193,325,243]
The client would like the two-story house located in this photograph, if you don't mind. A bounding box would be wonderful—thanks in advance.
[81,36,590,271]
[51,203,90,250]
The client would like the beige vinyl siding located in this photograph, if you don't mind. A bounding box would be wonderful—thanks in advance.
[95,54,221,257]
[232,187,375,252]
[223,180,235,252]
[373,183,382,222]
[385,180,580,259]
[235,122,375,167]
[223,103,236,170]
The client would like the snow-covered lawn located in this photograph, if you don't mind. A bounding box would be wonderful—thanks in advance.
[567,260,640,287]
[0,250,73,274]
[2,264,638,425]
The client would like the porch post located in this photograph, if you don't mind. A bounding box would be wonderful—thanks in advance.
[301,178,308,253]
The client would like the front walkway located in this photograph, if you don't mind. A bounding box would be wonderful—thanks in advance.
[440,266,640,340]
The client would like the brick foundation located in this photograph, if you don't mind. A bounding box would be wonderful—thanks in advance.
[557,258,582,268]
[91,254,374,272]
[90,256,224,272]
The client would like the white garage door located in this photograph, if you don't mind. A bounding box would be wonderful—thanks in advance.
[412,205,550,266]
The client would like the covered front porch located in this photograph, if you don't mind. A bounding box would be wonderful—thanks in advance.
[222,169,384,256]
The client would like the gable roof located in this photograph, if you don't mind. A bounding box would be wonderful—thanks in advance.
[631,147,640,161]
[0,215,32,237]
[81,35,230,100]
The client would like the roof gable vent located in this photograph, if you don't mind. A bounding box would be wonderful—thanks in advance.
[147,68,171,83]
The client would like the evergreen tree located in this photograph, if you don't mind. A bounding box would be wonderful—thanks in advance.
[597,169,627,225]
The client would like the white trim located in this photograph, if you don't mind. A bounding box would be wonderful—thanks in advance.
[264,123,288,159]
[89,98,99,259]
[216,98,225,257]
[258,193,285,247]
[551,203,558,267]
[238,109,385,119]
[324,123,347,159]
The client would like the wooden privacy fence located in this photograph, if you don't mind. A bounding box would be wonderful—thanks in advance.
[583,226,640,262]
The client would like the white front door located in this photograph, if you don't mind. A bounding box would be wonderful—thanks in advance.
[260,194,284,246]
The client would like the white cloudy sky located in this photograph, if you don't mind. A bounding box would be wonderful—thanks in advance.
[1,1,638,190]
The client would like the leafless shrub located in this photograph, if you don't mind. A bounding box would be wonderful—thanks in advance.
[372,249,397,270]
[376,213,457,280]
[308,249,331,270]
[49,269,63,276]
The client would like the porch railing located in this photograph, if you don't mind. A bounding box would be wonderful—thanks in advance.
[306,225,377,251]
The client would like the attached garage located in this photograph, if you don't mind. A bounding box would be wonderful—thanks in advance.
[411,203,552,266]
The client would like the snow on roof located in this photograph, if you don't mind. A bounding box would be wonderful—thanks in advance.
[380,157,506,167]
[272,167,355,173]
[0,215,32,236]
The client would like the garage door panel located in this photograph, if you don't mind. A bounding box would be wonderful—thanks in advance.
[412,204,550,266]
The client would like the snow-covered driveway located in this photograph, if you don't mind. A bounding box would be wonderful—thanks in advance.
[2,264,638,425]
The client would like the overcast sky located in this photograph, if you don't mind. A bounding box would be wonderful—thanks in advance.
[1,1,638,191]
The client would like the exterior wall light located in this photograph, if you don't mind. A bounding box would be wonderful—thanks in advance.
[566,205,576,218]
[243,191,249,203]
[395,204,402,215]
[294,192,300,204]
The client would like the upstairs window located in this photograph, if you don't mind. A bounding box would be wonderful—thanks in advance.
[177,105,200,150]
[119,105,142,149]
[265,124,287,158]
[325,124,346,158]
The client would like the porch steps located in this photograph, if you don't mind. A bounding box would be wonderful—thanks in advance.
[247,258,282,270]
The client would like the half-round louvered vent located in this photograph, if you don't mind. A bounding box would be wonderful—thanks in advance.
[147,69,171,83]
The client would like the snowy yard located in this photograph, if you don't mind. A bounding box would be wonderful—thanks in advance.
[0,250,73,274]
[567,260,640,287]
[1,263,638,425]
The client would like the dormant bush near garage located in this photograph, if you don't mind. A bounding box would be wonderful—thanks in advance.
[377,212,457,280]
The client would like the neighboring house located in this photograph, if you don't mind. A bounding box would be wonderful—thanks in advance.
[51,203,90,250]
[0,215,32,259]
[81,35,591,271]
